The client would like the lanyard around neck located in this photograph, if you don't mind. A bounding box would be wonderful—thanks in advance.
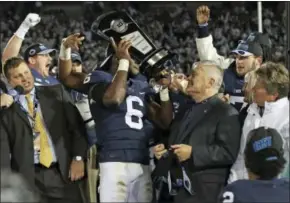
[17,95,39,129]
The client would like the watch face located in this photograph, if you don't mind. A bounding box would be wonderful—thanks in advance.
[75,156,82,161]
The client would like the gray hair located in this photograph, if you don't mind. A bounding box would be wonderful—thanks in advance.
[1,169,39,202]
[192,60,224,91]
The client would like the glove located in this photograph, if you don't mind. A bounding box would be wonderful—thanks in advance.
[15,13,41,39]
[22,13,41,28]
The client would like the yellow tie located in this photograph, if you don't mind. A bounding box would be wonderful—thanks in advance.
[25,94,53,168]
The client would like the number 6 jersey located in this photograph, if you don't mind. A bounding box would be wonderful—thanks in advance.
[83,70,154,164]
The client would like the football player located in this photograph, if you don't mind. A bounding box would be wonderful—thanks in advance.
[58,33,170,202]
[220,127,289,203]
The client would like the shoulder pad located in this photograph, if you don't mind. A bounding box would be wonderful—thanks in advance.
[83,70,113,84]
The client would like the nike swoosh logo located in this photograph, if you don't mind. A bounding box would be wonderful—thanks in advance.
[140,92,145,95]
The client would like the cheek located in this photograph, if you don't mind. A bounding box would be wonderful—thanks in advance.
[254,89,266,99]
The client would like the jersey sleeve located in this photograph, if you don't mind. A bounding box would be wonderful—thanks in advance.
[83,70,113,101]
[132,73,147,82]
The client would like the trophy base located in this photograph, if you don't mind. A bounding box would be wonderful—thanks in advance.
[140,48,175,79]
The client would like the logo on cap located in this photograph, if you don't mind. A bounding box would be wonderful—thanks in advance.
[253,136,272,152]
[29,49,36,56]
[39,45,46,51]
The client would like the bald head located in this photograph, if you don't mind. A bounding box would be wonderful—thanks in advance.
[193,60,224,91]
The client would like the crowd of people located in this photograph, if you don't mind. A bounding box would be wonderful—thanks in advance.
[0,2,287,74]
[0,2,289,203]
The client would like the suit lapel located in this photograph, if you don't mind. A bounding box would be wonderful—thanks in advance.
[14,103,31,128]
[173,96,219,144]
[35,87,57,136]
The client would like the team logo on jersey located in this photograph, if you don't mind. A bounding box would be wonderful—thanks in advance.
[84,73,92,84]
[234,89,242,94]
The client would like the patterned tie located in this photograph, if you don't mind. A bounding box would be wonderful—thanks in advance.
[25,94,53,167]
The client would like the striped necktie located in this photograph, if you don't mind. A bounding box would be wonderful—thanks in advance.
[25,94,53,167]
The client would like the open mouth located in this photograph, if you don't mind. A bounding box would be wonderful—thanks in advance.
[23,82,31,88]
[46,63,51,69]
[237,66,244,71]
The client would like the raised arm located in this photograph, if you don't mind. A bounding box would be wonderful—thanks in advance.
[2,14,41,63]
[102,39,132,106]
[58,33,87,91]
[147,73,188,129]
[195,6,233,69]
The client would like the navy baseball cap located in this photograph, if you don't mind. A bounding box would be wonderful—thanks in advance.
[231,32,272,57]
[245,127,284,163]
[71,52,82,64]
[24,43,56,62]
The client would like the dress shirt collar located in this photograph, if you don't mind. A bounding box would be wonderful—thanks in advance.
[248,97,289,115]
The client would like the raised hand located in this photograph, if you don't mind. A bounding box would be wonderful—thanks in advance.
[22,13,41,28]
[62,33,85,50]
[111,38,132,61]
[196,5,210,25]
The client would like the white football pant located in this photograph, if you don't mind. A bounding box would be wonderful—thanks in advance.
[99,162,153,202]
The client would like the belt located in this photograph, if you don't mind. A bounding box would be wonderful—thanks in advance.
[34,162,58,169]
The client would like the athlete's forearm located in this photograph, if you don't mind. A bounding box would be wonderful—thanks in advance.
[158,88,173,129]
[103,59,129,107]
[58,44,86,90]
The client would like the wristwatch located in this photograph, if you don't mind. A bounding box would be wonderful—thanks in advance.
[74,156,83,161]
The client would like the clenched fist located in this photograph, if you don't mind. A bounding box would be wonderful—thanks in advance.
[62,33,85,50]
[153,144,168,160]
[22,13,41,28]
[196,5,210,25]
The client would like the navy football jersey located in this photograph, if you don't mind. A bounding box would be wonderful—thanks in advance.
[170,92,192,116]
[84,70,154,163]
[220,179,289,203]
[223,64,245,111]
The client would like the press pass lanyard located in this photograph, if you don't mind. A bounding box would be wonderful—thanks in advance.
[17,96,39,131]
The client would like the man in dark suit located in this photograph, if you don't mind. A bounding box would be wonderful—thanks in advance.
[0,57,88,203]
[153,60,241,203]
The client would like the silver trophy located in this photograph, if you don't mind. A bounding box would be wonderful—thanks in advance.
[91,10,175,78]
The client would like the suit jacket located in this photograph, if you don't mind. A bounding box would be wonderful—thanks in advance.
[0,84,88,188]
[0,79,7,93]
[166,96,241,202]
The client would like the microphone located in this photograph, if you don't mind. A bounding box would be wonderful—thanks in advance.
[14,85,25,95]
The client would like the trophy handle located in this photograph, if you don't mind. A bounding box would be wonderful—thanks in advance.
[91,11,117,41]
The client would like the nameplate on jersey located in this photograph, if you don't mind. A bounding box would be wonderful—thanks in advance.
[229,95,244,105]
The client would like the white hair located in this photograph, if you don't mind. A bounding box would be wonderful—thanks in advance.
[192,60,224,91]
